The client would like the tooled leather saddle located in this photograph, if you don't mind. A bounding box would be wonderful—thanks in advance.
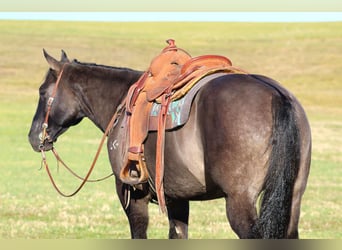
[119,39,246,212]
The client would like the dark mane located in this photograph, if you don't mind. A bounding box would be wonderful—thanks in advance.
[70,59,143,89]
[71,59,141,73]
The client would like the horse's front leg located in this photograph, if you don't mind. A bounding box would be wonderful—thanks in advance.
[167,199,189,239]
[115,177,150,238]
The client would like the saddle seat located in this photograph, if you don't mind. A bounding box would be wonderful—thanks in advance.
[119,39,244,212]
[147,54,232,102]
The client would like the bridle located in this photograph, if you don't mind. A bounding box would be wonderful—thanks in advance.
[39,64,67,149]
[39,63,125,197]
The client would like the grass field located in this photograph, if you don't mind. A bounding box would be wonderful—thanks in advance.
[0,20,341,239]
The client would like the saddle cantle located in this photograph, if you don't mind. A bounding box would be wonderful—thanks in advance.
[119,39,247,212]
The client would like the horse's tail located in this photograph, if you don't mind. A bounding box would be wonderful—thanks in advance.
[253,87,301,238]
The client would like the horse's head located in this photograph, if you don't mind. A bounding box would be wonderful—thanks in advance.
[28,50,84,152]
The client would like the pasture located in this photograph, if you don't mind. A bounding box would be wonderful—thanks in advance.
[0,20,341,239]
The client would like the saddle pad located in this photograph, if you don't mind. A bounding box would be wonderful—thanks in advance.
[149,72,229,131]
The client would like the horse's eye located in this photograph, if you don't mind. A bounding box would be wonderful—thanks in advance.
[39,87,46,96]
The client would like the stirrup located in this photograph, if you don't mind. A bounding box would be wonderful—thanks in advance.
[120,153,149,185]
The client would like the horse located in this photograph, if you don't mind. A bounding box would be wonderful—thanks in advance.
[28,49,311,239]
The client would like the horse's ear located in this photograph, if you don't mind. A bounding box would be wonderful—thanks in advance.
[43,49,62,71]
[60,49,70,63]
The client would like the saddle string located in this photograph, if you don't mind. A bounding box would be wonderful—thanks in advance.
[155,91,172,213]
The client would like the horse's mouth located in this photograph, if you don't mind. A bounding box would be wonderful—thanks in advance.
[38,139,54,152]
[40,142,54,152]
[36,127,65,152]
[37,131,55,152]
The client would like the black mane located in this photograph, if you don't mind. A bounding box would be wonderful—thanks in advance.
[71,59,141,73]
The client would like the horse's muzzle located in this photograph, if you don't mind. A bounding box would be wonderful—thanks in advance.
[29,133,54,152]
[38,133,54,151]
[38,140,54,152]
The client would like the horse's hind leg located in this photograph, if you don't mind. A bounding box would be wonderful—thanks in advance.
[286,117,311,239]
[283,167,309,239]
[225,194,259,238]
[115,178,150,238]
[167,199,189,239]
[286,152,311,238]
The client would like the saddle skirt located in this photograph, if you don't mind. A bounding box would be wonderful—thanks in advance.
[149,71,239,131]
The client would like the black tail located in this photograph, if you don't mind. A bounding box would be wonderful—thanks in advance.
[253,89,301,238]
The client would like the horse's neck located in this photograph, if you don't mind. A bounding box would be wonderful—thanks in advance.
[75,65,141,132]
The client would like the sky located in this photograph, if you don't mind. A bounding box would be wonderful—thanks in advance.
[1,0,341,22]
[0,12,341,22]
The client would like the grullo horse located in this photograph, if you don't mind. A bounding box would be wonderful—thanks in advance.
[28,50,311,238]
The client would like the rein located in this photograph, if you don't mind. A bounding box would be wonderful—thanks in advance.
[39,63,126,197]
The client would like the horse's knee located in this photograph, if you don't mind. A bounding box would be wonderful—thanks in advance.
[116,180,150,238]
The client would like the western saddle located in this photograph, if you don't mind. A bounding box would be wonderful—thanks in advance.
[119,39,246,212]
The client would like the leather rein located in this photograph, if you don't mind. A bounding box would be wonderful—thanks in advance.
[39,63,125,197]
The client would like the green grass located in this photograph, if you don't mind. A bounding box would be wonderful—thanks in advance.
[0,20,341,239]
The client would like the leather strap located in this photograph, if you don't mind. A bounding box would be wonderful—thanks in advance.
[155,88,172,213]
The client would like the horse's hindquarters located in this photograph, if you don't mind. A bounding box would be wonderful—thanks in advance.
[197,74,274,196]
[146,74,276,200]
